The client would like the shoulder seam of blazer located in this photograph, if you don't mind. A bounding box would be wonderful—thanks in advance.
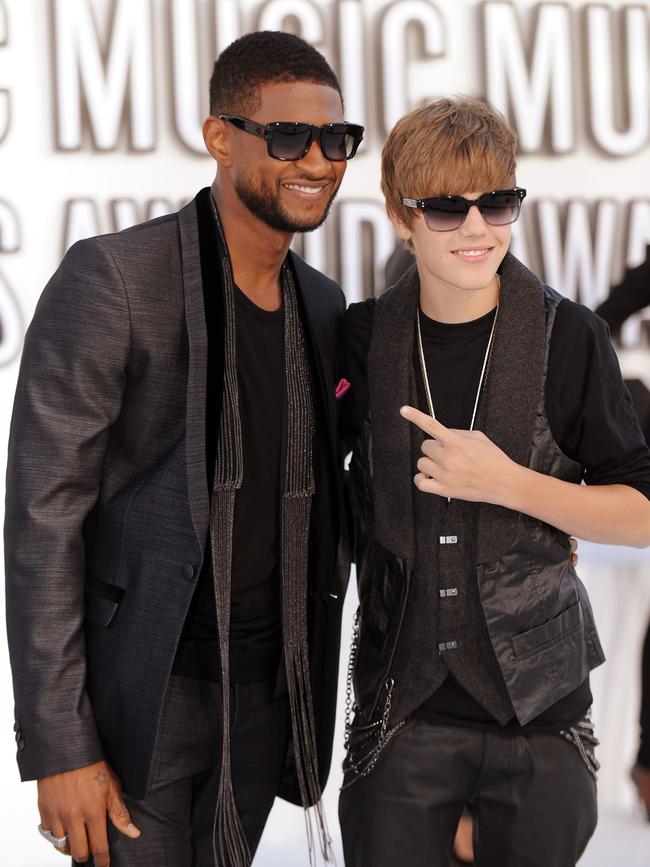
[92,236,134,345]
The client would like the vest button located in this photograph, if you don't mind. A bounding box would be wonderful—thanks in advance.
[182,563,195,581]
[438,640,458,652]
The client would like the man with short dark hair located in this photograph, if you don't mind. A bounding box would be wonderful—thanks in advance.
[5,30,362,867]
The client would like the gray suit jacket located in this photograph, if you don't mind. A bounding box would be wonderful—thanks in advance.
[5,189,347,800]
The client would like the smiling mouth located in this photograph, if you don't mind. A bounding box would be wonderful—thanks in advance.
[452,247,494,258]
[282,181,330,197]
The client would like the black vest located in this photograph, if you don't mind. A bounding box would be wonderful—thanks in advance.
[352,252,605,727]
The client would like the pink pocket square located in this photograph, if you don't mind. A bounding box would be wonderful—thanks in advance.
[335,378,351,399]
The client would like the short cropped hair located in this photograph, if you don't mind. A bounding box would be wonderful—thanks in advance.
[381,96,518,235]
[209,30,343,116]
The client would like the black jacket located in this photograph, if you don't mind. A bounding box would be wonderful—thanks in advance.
[5,188,349,802]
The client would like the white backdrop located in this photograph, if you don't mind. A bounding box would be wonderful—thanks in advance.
[1,0,650,864]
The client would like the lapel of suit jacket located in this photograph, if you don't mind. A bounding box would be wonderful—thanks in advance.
[474,252,547,565]
[178,190,225,550]
[178,194,339,549]
[368,264,419,562]
[289,252,339,469]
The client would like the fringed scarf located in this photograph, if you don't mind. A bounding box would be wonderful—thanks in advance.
[208,198,333,867]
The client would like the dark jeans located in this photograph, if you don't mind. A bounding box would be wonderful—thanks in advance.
[87,674,290,866]
[339,717,598,867]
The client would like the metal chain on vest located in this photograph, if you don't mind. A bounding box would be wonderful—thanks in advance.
[341,608,404,789]
[560,707,600,779]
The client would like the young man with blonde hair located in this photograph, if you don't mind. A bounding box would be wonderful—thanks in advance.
[338,96,650,867]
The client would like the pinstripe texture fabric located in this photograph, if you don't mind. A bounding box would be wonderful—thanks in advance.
[4,189,348,807]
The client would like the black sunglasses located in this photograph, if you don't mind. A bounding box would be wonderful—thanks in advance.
[219,114,364,161]
[401,188,527,232]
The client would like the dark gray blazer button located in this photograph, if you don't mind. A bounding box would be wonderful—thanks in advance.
[17,737,25,751]
[182,563,195,581]
[13,721,20,732]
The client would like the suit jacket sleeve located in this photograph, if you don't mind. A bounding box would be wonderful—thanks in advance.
[4,237,130,780]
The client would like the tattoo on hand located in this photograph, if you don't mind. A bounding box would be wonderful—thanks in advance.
[94,771,109,786]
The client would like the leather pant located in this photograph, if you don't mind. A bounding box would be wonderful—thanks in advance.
[339,716,597,867]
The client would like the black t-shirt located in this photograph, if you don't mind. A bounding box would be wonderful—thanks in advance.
[342,295,650,730]
[173,286,285,683]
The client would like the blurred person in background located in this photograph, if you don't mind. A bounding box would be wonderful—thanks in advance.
[4,30,363,867]
[632,626,650,819]
[596,254,650,819]
[338,96,650,867]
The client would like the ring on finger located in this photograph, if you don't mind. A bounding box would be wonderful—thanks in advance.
[38,824,69,850]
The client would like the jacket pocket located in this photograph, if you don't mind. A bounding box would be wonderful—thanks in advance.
[84,578,124,627]
[512,600,583,661]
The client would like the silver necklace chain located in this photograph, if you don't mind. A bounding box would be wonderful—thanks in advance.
[416,298,499,432]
